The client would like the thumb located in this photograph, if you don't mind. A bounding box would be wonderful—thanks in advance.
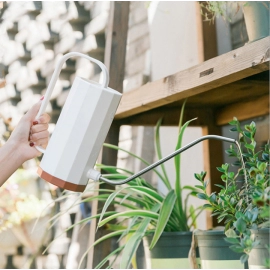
[25,100,42,121]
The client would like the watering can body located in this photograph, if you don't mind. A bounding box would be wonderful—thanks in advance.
[36,53,122,192]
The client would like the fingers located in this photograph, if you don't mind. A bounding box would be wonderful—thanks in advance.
[29,108,50,148]
[30,130,49,145]
[31,123,49,133]
[34,113,51,125]
[31,137,48,146]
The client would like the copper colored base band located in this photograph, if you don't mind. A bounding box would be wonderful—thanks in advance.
[37,167,86,192]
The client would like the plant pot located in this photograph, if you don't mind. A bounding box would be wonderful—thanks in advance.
[195,230,246,269]
[0,227,21,255]
[248,228,270,269]
[243,1,270,43]
[143,231,200,269]
[11,215,51,254]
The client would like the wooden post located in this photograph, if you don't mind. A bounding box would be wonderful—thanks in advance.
[87,2,130,268]
[200,4,220,228]
[202,109,224,229]
[200,2,218,61]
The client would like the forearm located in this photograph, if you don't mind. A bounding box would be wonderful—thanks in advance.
[0,141,25,187]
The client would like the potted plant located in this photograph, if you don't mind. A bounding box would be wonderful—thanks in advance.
[75,100,202,269]
[194,118,269,268]
[201,1,270,43]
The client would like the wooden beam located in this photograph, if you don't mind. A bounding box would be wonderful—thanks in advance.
[187,79,269,106]
[216,94,270,125]
[115,37,270,119]
[117,106,217,127]
[87,2,130,268]
[114,78,269,126]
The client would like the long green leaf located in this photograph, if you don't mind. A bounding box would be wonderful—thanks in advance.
[78,230,129,268]
[43,211,117,255]
[120,204,160,269]
[118,216,139,242]
[95,245,124,269]
[149,190,177,249]
[98,185,163,227]
[120,227,147,269]
[130,186,164,203]
[81,189,148,209]
[98,210,159,227]
[98,186,136,227]
[96,164,134,175]
[103,143,169,185]
[154,118,172,190]
[174,115,197,225]
[175,99,187,192]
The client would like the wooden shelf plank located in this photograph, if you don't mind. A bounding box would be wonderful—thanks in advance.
[115,37,270,120]
[117,106,213,126]
[216,94,269,125]
[116,91,269,127]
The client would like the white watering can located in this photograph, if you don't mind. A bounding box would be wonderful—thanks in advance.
[36,52,122,192]
[37,52,238,192]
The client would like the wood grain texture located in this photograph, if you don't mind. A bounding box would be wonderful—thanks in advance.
[216,94,270,125]
[87,2,130,269]
[116,78,269,126]
[115,37,270,120]
[202,122,224,229]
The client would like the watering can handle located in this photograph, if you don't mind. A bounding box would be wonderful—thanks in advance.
[34,52,109,154]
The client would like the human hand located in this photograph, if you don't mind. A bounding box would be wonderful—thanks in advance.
[7,98,50,163]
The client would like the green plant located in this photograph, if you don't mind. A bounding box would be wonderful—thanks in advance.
[200,1,244,23]
[194,117,269,265]
[75,100,202,268]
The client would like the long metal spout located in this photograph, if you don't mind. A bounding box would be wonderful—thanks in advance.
[99,135,237,185]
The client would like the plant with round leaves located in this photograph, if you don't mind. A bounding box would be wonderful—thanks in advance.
[194,117,269,265]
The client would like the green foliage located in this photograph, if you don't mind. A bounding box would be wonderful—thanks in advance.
[194,117,270,264]
[200,1,242,23]
[86,99,203,268]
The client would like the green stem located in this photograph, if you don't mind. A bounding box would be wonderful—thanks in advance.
[175,99,187,221]
[154,118,172,190]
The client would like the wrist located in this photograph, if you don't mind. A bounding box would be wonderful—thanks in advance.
[5,138,27,165]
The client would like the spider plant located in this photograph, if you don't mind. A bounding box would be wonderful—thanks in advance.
[75,100,203,268]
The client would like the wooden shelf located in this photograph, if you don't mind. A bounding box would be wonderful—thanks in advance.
[115,37,269,126]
